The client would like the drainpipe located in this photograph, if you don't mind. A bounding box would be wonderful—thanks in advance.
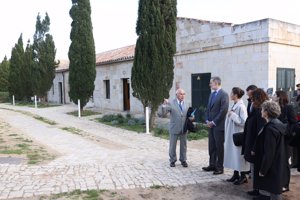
[62,71,66,104]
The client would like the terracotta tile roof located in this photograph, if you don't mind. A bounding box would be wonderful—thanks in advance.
[96,45,135,65]
[55,45,135,72]
[55,59,69,72]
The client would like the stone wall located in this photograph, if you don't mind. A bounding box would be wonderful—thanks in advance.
[93,61,143,114]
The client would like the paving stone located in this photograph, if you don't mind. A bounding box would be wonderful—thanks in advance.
[0,104,227,199]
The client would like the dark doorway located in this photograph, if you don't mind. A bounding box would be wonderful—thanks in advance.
[191,73,211,122]
[58,82,63,104]
[123,78,130,111]
[277,68,295,100]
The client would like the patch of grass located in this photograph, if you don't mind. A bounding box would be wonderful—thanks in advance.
[85,190,100,200]
[153,123,208,141]
[0,149,23,154]
[16,143,29,149]
[0,121,55,164]
[39,189,130,200]
[153,128,169,140]
[33,115,57,125]
[67,110,101,117]
[14,101,60,108]
[23,138,33,143]
[96,114,145,133]
[187,129,208,140]
[110,191,117,197]
[61,127,82,135]
[150,184,162,189]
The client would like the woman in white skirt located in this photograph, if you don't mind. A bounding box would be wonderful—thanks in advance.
[224,87,250,185]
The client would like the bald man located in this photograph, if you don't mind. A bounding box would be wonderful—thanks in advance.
[158,88,189,168]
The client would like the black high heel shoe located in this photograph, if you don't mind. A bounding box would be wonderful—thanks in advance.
[226,172,239,182]
[234,176,248,185]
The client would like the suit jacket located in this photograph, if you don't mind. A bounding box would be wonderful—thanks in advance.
[158,99,188,135]
[205,88,229,131]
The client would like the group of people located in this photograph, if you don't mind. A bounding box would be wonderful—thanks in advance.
[159,76,300,200]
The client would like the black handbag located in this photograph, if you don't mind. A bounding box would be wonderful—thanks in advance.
[233,132,244,146]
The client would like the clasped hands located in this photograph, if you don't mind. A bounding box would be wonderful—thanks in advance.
[205,121,214,128]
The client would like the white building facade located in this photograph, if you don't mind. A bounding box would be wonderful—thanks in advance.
[48,17,300,117]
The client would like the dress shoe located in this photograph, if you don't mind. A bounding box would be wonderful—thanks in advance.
[181,161,188,168]
[282,187,289,193]
[213,170,224,175]
[226,173,239,182]
[234,177,248,185]
[247,190,260,196]
[202,166,216,171]
[170,162,175,167]
[252,194,270,200]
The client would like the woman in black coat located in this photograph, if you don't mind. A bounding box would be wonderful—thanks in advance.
[241,88,268,196]
[273,90,298,192]
[253,101,289,200]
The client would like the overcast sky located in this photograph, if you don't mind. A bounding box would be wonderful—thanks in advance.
[1,0,299,60]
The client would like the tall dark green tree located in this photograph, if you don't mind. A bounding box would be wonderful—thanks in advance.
[131,0,177,128]
[0,56,10,92]
[8,34,26,100]
[23,40,34,98]
[32,13,58,100]
[68,0,96,109]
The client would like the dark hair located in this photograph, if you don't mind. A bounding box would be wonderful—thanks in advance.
[232,87,245,99]
[246,85,258,92]
[252,88,269,108]
[211,76,221,85]
[275,91,289,107]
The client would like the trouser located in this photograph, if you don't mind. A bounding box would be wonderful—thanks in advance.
[208,128,224,171]
[251,163,256,189]
[169,133,187,163]
[270,193,282,200]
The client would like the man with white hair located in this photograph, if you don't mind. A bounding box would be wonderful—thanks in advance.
[158,88,189,167]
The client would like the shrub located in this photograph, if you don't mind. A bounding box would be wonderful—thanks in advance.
[0,92,9,103]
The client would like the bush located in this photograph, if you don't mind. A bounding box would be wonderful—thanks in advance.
[127,119,136,126]
[101,114,116,122]
[0,92,9,103]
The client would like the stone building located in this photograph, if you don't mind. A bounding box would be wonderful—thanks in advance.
[48,17,300,118]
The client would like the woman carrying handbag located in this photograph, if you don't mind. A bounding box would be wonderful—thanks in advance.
[224,87,250,185]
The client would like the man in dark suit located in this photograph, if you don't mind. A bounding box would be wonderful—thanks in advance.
[246,85,258,115]
[158,88,189,168]
[202,76,229,175]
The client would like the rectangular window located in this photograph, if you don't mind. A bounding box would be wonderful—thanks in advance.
[104,80,110,99]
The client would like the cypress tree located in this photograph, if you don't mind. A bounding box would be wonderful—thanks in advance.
[23,40,34,99]
[131,0,177,128]
[8,34,25,100]
[68,0,96,109]
[0,56,10,92]
[32,13,58,100]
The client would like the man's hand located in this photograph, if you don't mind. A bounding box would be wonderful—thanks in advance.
[205,121,214,128]
[259,172,264,177]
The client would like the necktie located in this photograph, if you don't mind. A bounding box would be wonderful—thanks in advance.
[179,101,183,112]
[210,91,217,106]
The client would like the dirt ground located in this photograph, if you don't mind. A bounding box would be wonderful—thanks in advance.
[112,174,300,200]
[25,174,299,200]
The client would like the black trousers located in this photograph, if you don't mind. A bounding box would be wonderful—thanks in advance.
[208,128,224,171]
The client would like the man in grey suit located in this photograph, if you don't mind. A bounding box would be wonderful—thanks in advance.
[159,88,189,167]
[202,77,229,175]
